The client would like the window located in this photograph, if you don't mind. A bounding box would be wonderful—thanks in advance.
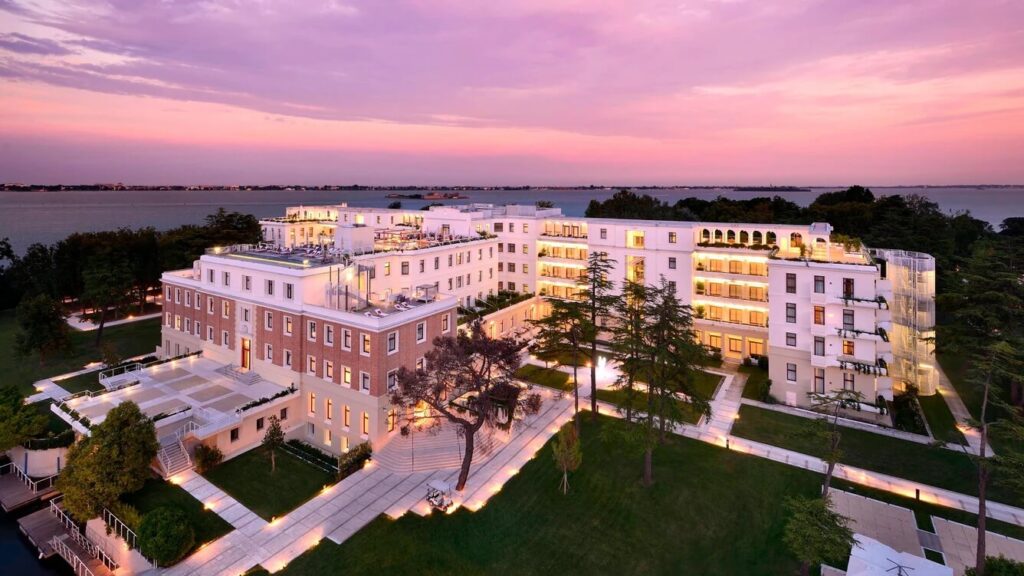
[221,330,229,346]
[243,275,251,291]
[284,349,293,367]
[342,328,352,351]
[785,273,796,294]
[814,275,825,293]
[416,322,426,343]
[326,398,333,420]
[387,331,398,354]
[668,231,677,244]
[343,366,351,385]
[786,332,797,347]
[843,372,855,390]
[749,340,764,356]
[814,336,825,356]
[786,363,797,382]
[308,392,316,414]
[388,409,397,432]
[344,405,351,428]
[843,309,854,331]
[843,278,855,298]
[401,261,409,275]
[307,355,317,374]
[384,262,391,276]
[280,407,288,421]
[508,263,516,273]
[265,311,274,330]
[284,316,293,335]
[242,308,250,323]
[728,338,743,353]
[208,269,215,283]
[223,271,231,286]
[266,279,275,296]
[729,261,743,274]
[442,313,451,333]
[325,325,334,345]
[786,303,796,323]
[208,298,215,314]
[256,417,265,431]
[708,334,722,349]
[230,428,239,442]
[307,320,317,341]
[416,357,426,371]
[324,360,334,380]
[324,429,333,446]
[813,306,825,325]
[207,326,214,341]
[361,333,371,355]
[360,372,370,391]
[265,344,273,362]
[749,262,766,276]
[842,340,855,355]
[493,222,503,232]
[195,321,201,337]
[668,257,676,270]
[387,369,398,392]
[285,283,294,300]
[362,412,370,435]
[222,300,230,318]
[814,369,825,393]
[600,228,607,240]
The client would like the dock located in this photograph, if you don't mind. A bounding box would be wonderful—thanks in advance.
[0,469,59,512]
[17,506,66,558]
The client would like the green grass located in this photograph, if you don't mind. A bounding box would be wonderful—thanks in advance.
[533,349,590,367]
[739,365,771,401]
[917,393,966,445]
[594,388,704,425]
[121,477,233,550]
[515,364,572,391]
[731,405,1023,508]
[0,310,161,396]
[29,400,71,435]
[274,416,822,575]
[202,445,334,521]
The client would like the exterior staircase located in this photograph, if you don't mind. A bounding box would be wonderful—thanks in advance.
[156,435,192,478]
[217,364,262,385]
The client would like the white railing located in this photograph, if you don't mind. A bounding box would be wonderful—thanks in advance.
[178,437,192,469]
[50,498,119,573]
[50,497,78,532]
[1,460,58,493]
[157,447,171,474]
[103,507,138,549]
[98,362,143,386]
[51,536,97,576]
[177,420,200,440]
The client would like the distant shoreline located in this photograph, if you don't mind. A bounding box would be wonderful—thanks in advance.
[3,184,1022,193]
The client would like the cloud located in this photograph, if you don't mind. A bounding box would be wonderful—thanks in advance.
[0,32,73,55]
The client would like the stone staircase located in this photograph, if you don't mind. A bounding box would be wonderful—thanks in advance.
[216,364,262,385]
[157,436,192,478]
[373,422,503,473]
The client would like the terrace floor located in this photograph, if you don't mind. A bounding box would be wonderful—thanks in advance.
[59,356,290,435]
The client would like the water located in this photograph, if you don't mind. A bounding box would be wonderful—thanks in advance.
[0,501,73,576]
[1,186,1022,256]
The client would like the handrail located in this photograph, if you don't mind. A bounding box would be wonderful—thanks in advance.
[50,497,78,533]
[50,536,97,576]
[8,460,58,493]
[102,508,138,549]
[50,498,119,573]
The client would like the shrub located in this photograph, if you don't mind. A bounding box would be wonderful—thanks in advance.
[337,442,372,480]
[890,385,926,434]
[107,501,142,532]
[285,439,338,473]
[756,355,769,371]
[193,444,223,474]
[138,507,195,566]
[966,556,1024,576]
[22,429,76,450]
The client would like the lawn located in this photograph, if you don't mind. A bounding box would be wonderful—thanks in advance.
[274,416,822,575]
[731,405,1022,508]
[917,393,966,445]
[595,388,705,425]
[0,310,161,396]
[121,477,233,550]
[202,445,334,520]
[739,365,771,401]
[514,364,571,391]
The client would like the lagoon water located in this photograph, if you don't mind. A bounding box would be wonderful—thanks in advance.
[1,186,1023,256]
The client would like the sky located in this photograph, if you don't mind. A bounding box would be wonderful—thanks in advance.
[1,0,1023,186]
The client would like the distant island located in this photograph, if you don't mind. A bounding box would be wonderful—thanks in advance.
[2,183,1019,192]
[385,192,471,200]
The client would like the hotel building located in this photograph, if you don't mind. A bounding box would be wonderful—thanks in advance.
[157,202,936,456]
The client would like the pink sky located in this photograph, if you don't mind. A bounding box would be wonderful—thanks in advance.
[1,0,1023,185]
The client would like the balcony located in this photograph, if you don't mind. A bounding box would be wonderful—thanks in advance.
[538,233,588,243]
[838,357,889,377]
[835,294,889,309]
[836,326,889,342]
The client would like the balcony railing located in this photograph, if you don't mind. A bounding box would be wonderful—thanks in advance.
[836,327,889,342]
[838,357,889,376]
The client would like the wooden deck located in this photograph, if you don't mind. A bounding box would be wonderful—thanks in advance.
[0,472,58,512]
[17,506,65,558]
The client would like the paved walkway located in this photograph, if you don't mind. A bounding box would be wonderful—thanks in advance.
[830,490,924,556]
[66,311,162,332]
[162,388,574,575]
[936,363,993,457]
[933,517,1024,576]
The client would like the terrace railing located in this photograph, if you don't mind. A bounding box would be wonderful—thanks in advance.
[0,460,58,493]
[50,535,97,576]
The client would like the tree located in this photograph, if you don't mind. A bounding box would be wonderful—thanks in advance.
[387,201,402,209]
[783,496,855,576]
[531,296,586,433]
[608,281,648,422]
[57,401,158,521]
[82,251,134,345]
[263,415,285,473]
[138,507,195,566]
[551,424,582,494]
[576,251,617,419]
[393,320,541,491]
[0,386,47,452]
[805,388,864,497]
[535,200,555,209]
[14,293,70,366]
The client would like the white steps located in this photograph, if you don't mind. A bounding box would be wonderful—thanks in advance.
[158,435,192,478]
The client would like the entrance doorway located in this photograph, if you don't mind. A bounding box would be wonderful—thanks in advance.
[241,338,251,370]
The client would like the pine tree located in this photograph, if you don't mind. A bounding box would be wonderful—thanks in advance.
[263,415,285,473]
[575,251,617,419]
